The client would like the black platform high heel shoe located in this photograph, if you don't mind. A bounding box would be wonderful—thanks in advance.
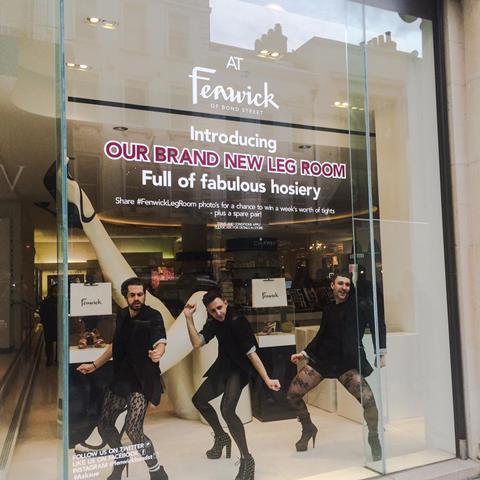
[206,431,232,459]
[295,414,318,452]
[235,458,245,480]
[43,161,96,229]
[240,454,255,480]
[106,460,129,480]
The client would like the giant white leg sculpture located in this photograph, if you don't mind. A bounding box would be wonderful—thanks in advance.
[66,173,208,418]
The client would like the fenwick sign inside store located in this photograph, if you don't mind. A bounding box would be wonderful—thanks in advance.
[189,56,280,110]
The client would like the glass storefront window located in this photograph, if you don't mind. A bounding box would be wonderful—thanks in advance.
[60,1,456,479]
[0,1,63,479]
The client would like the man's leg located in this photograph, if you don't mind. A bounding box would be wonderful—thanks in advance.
[337,369,381,460]
[286,364,324,416]
[97,390,129,479]
[286,365,323,451]
[219,370,249,457]
[124,392,165,477]
[98,390,127,448]
[192,373,227,436]
[192,372,232,459]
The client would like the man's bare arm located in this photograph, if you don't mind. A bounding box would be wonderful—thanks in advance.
[184,303,204,348]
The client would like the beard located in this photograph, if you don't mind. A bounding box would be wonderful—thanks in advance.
[129,300,143,311]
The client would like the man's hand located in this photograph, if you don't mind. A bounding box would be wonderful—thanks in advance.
[380,354,386,368]
[374,354,386,368]
[148,344,166,363]
[184,303,197,320]
[77,363,96,375]
[290,353,305,365]
[265,378,281,391]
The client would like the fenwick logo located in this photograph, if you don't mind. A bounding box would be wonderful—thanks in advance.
[189,56,279,110]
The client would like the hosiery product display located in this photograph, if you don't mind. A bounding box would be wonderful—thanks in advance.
[192,369,249,458]
[338,369,382,460]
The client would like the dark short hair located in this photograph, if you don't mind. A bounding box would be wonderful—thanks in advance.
[202,289,224,308]
[331,271,352,284]
[121,277,146,298]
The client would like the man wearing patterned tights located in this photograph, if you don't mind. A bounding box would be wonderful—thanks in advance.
[287,271,386,461]
[78,277,168,480]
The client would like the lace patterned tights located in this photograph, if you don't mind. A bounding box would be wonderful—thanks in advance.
[98,390,158,467]
[287,365,378,433]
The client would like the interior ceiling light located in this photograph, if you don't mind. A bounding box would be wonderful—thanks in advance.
[266,3,285,12]
[86,17,119,29]
[333,100,364,111]
[66,62,91,71]
[113,126,128,131]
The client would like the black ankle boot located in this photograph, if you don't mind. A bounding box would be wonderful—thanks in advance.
[295,414,318,452]
[239,454,254,480]
[368,432,382,461]
[150,465,168,479]
[206,431,232,459]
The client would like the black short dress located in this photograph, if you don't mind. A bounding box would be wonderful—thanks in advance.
[304,296,386,378]
[111,304,166,405]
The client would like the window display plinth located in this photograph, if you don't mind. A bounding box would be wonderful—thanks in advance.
[69,347,112,449]
[251,333,297,422]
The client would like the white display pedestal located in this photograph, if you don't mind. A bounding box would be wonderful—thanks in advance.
[337,332,422,424]
[295,326,337,413]
[69,346,108,364]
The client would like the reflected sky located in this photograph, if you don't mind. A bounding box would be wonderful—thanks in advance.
[210,0,424,56]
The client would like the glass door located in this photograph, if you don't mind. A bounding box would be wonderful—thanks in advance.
[345,0,456,475]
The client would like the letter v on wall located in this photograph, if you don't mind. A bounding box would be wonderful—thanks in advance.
[0,165,25,191]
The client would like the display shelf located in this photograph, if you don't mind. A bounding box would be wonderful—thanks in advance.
[69,346,108,364]
[256,333,295,348]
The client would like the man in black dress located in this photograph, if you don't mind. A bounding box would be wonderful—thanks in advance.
[286,272,386,461]
[184,289,281,480]
[77,277,168,480]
